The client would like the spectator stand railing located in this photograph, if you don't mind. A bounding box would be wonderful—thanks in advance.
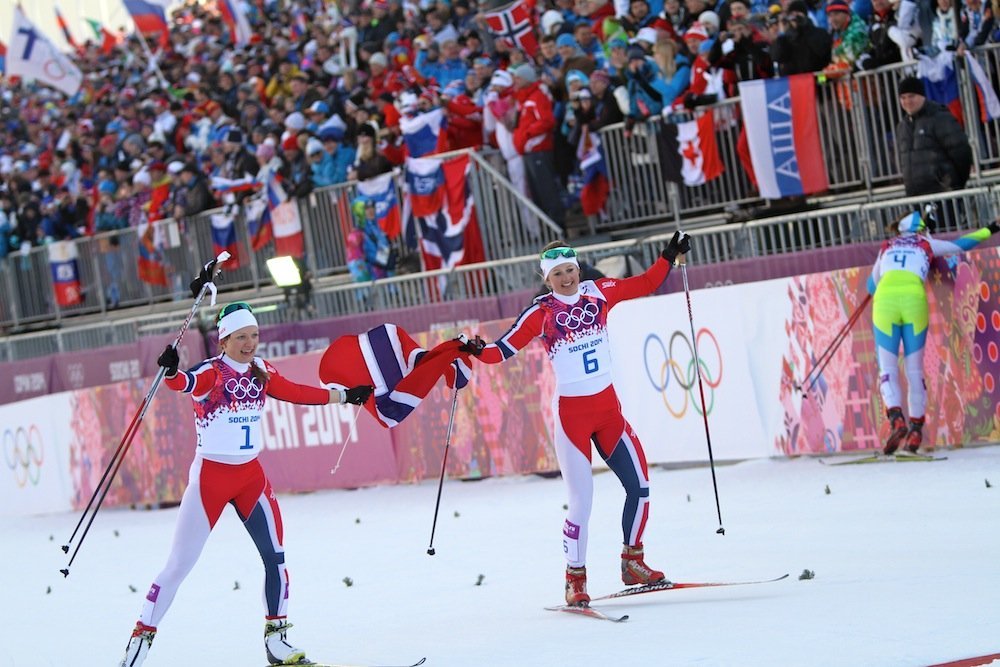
[0,146,557,333]
[593,53,1000,232]
[2,186,996,362]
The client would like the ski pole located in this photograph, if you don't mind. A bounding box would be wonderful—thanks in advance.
[677,252,725,536]
[60,252,230,576]
[796,293,872,394]
[426,382,460,556]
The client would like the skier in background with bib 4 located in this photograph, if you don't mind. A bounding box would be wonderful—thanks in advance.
[118,298,373,666]
[460,231,691,606]
[869,211,998,455]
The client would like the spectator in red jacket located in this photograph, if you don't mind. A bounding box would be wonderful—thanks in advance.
[442,81,484,151]
[511,63,566,231]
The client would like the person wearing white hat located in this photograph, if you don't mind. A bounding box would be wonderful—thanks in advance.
[117,301,374,667]
[460,231,691,606]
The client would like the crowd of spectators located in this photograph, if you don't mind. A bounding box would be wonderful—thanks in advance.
[1,0,998,274]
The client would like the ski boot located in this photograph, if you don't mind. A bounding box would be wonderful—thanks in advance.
[904,417,925,454]
[621,544,666,586]
[264,617,307,665]
[883,407,908,455]
[565,566,590,606]
[118,622,155,667]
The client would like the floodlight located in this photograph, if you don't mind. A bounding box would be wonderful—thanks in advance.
[266,256,302,287]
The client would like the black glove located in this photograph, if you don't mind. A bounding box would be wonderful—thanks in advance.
[989,220,1000,235]
[157,345,179,377]
[661,230,692,264]
[189,259,218,298]
[457,335,486,356]
[344,385,375,405]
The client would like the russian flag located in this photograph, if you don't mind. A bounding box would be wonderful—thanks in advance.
[245,191,272,251]
[403,157,446,219]
[918,51,963,123]
[218,0,253,46]
[400,108,447,158]
[290,8,308,41]
[0,40,6,74]
[267,174,304,258]
[965,53,1000,123]
[738,74,829,200]
[356,172,402,240]
[318,324,472,428]
[123,0,169,38]
[577,127,609,215]
[49,240,83,306]
[210,209,242,268]
[137,221,169,287]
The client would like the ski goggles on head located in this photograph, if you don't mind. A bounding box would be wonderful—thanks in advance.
[218,301,254,322]
[539,247,580,280]
[540,247,577,260]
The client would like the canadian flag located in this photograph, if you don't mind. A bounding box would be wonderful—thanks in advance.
[659,110,723,187]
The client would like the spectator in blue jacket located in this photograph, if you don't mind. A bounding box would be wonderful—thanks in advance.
[319,127,356,186]
[625,46,673,121]
[415,39,469,87]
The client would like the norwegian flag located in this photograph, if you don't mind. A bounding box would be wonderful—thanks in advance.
[318,324,473,428]
[483,0,539,57]
[403,154,485,272]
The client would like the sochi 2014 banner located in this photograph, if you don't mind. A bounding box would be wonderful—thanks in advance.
[738,74,829,199]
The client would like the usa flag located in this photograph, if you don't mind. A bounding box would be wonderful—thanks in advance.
[483,0,539,58]
[318,324,473,428]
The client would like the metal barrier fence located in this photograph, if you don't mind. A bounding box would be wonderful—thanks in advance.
[3,186,997,361]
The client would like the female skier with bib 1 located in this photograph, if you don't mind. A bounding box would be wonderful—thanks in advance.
[118,302,373,666]
[461,231,691,606]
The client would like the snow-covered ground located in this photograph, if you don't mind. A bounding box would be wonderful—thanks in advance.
[8,446,1000,667]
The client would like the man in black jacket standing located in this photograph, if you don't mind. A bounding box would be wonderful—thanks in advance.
[771,1,832,76]
[895,76,973,222]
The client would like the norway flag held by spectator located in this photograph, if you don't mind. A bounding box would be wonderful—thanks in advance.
[403,154,485,272]
[577,127,610,215]
[137,221,169,287]
[49,241,83,307]
[738,75,829,199]
[400,108,447,158]
[123,0,169,43]
[484,0,539,57]
[218,0,253,46]
[267,175,305,258]
[210,208,242,269]
[319,324,473,429]
[356,173,402,239]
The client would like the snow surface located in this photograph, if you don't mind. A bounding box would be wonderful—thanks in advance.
[7,446,1000,667]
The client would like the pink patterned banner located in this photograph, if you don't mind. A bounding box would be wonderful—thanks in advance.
[777,247,1000,455]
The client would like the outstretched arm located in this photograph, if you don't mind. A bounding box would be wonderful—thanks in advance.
[603,230,690,307]
[473,305,546,364]
[929,222,998,255]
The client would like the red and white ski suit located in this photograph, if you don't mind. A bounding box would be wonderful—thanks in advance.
[136,353,329,628]
[478,258,672,566]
